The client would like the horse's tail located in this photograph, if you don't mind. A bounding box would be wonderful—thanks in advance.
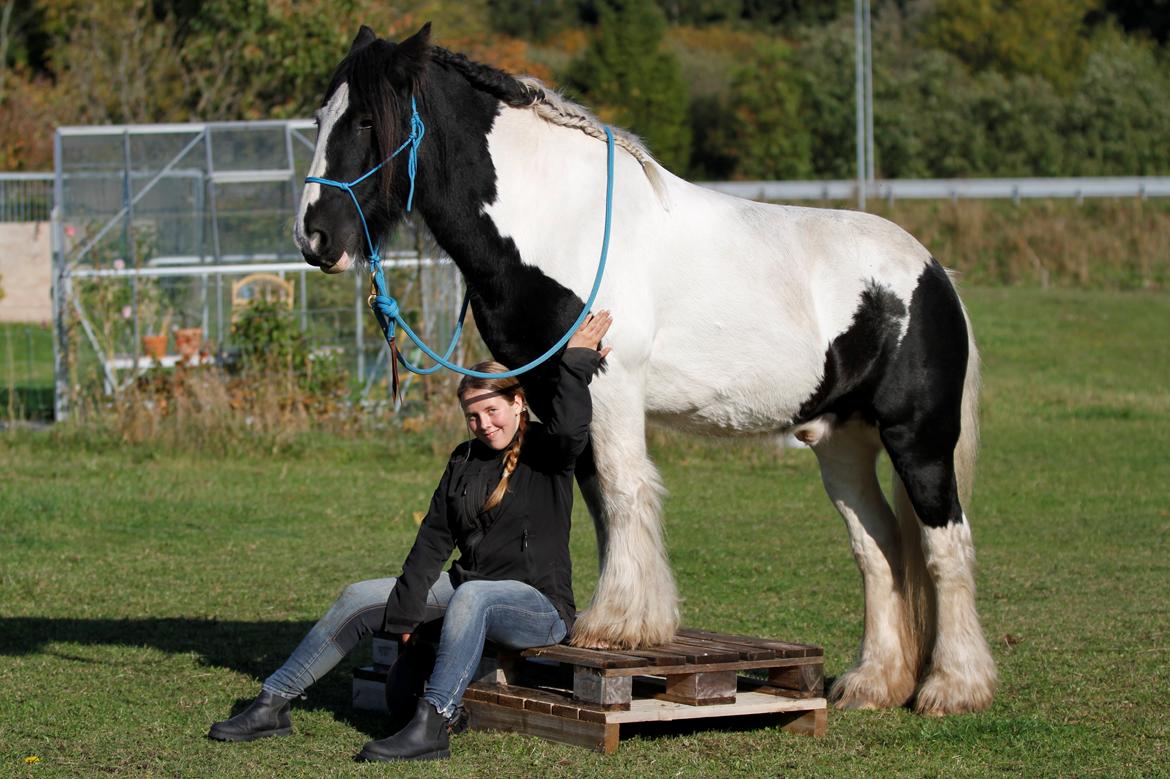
[954,293,981,507]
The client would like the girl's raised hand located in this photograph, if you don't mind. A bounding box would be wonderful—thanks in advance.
[567,310,612,359]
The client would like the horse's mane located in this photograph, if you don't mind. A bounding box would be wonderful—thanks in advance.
[429,47,669,202]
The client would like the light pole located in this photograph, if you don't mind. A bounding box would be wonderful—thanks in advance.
[854,0,874,209]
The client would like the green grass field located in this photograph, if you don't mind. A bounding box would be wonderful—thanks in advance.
[1,287,1167,777]
[0,322,54,420]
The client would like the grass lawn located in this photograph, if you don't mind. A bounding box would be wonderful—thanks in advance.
[1,286,1168,777]
[0,322,54,420]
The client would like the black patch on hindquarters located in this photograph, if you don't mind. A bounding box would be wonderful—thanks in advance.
[872,259,969,528]
[792,259,971,528]
[792,281,908,426]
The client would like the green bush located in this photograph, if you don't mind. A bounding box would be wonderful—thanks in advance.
[725,41,812,179]
[1063,31,1170,175]
[566,0,692,172]
[230,299,347,398]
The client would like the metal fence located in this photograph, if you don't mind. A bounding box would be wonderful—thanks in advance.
[49,120,468,420]
[0,172,54,222]
[1,322,54,421]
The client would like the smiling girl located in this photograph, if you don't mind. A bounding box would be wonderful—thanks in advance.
[209,311,612,762]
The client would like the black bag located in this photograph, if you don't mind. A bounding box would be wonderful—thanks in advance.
[382,619,468,734]
[383,633,437,733]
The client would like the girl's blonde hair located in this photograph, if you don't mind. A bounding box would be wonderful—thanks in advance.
[458,361,528,511]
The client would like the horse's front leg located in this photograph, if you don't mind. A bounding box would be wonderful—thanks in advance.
[570,370,679,649]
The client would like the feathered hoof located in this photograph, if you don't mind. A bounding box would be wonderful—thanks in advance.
[569,606,678,650]
[912,667,997,716]
[829,663,917,710]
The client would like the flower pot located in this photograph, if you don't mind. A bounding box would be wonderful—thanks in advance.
[175,328,203,361]
[142,334,167,360]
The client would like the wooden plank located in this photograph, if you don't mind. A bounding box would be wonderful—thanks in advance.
[676,628,822,658]
[582,655,825,678]
[524,696,554,715]
[467,700,620,754]
[776,706,828,737]
[604,692,826,724]
[655,640,740,664]
[661,670,738,706]
[462,684,497,704]
[469,682,611,722]
[491,685,570,716]
[521,644,646,669]
[667,635,775,662]
[766,662,824,697]
[739,677,822,701]
[610,647,688,666]
[494,688,527,710]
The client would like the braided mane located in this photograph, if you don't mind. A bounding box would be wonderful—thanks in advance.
[429,47,668,201]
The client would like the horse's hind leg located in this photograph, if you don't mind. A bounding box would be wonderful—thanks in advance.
[881,423,996,714]
[876,278,996,714]
[813,420,921,708]
[570,372,679,649]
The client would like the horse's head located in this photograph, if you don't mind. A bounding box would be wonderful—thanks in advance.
[295,23,432,273]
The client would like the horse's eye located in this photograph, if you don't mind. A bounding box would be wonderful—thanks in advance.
[358,118,374,131]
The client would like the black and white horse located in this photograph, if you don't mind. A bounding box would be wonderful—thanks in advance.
[295,24,997,715]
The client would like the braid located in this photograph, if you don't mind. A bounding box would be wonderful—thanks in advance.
[483,411,527,511]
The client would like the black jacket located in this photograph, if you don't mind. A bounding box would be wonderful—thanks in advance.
[383,348,600,635]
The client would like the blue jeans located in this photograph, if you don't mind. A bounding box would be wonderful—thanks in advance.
[262,573,566,718]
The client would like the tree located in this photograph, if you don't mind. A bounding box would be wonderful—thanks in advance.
[40,0,185,124]
[791,17,856,178]
[725,42,812,179]
[566,0,692,172]
[1098,0,1170,45]
[921,0,1100,91]
[488,0,578,41]
[1062,31,1170,175]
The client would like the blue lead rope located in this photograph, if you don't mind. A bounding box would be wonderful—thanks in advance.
[307,97,614,389]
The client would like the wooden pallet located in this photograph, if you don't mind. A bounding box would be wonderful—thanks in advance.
[462,628,826,754]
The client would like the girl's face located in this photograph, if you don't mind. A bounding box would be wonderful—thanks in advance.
[460,389,524,450]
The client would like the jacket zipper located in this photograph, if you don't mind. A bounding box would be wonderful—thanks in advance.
[522,529,529,551]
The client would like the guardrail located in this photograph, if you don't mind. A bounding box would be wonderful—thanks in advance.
[4,171,1170,225]
[703,176,1170,204]
[0,172,54,222]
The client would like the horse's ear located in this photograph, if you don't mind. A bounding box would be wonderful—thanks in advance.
[390,22,432,85]
[403,22,432,49]
[350,25,377,54]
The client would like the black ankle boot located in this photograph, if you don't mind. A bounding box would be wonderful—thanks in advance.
[208,690,293,742]
[357,698,450,762]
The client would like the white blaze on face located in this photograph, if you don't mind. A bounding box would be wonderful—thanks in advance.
[295,82,350,256]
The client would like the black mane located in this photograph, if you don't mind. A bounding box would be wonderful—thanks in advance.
[428,47,539,108]
[324,28,538,201]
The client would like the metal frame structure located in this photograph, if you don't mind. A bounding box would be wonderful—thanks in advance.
[50,119,464,420]
[0,172,54,222]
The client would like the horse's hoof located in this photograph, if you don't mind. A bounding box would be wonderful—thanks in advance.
[830,663,916,710]
[569,608,677,650]
[912,668,997,715]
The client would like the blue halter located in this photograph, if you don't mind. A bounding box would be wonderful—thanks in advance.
[305,96,615,391]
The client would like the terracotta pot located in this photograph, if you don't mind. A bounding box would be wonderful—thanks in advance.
[175,328,203,360]
[142,334,167,360]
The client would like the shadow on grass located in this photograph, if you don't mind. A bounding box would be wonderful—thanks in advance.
[0,616,391,736]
